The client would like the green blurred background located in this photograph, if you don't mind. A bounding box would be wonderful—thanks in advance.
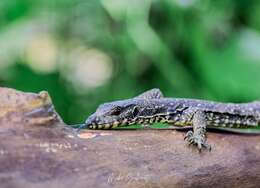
[1,0,260,125]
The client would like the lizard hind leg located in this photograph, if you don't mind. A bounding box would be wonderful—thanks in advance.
[184,110,211,151]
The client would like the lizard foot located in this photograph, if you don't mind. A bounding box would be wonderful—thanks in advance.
[184,131,211,151]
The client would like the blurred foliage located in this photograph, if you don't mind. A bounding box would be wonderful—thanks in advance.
[1,0,260,124]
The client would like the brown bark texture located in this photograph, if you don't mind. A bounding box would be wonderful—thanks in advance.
[0,87,259,188]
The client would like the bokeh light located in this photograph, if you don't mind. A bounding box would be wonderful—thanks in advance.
[1,0,260,124]
[25,34,58,73]
[65,47,113,91]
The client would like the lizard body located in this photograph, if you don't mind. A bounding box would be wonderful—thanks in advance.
[81,89,260,150]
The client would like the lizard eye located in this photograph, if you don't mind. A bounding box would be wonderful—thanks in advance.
[132,106,140,117]
[110,106,122,116]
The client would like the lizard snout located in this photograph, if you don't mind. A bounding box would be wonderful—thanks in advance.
[85,114,97,127]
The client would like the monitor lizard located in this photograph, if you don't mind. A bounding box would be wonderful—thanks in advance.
[78,89,260,151]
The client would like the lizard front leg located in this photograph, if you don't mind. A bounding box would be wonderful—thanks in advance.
[184,110,211,151]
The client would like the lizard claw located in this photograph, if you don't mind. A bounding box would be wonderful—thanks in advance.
[184,130,193,140]
[184,131,211,151]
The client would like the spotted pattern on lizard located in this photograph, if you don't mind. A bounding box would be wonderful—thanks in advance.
[79,89,260,151]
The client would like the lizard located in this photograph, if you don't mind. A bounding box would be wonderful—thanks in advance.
[78,88,260,151]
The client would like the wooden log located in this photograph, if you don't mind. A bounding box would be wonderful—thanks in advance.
[0,87,259,188]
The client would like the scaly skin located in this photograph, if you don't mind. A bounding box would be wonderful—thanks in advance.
[80,89,260,151]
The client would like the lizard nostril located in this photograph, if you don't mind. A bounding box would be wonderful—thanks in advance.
[85,115,97,126]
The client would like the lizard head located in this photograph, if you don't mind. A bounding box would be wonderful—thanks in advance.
[84,88,172,129]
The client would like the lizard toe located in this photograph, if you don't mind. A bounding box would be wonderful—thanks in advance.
[184,132,211,152]
[184,130,193,140]
[202,142,211,151]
